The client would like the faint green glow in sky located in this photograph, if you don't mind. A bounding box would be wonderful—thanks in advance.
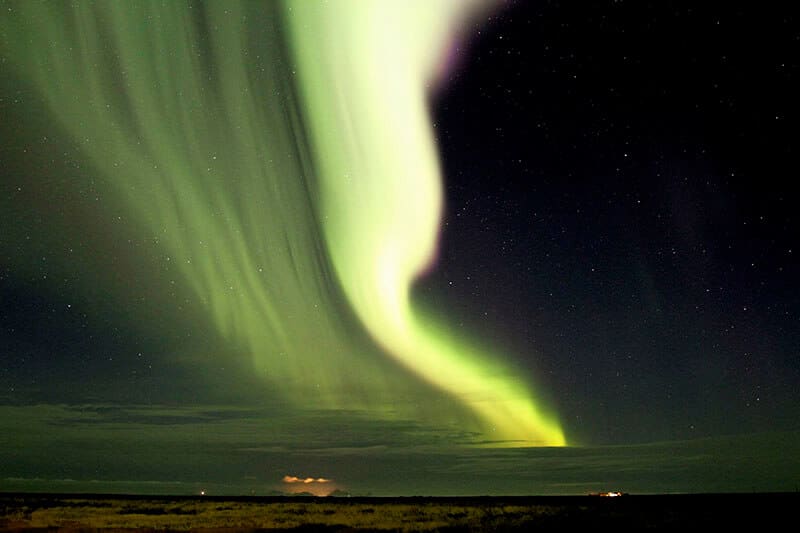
[1,1,563,446]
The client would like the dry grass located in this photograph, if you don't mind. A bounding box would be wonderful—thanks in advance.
[3,493,796,531]
[1,497,560,531]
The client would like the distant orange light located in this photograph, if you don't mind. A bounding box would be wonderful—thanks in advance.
[282,474,337,496]
[283,475,331,484]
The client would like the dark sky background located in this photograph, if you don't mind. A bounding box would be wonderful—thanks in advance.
[424,0,799,445]
[1,0,799,495]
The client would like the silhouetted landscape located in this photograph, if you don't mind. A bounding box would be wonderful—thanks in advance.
[1,492,797,531]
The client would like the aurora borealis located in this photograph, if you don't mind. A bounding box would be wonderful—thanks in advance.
[2,0,800,495]
[0,0,562,446]
[287,1,562,445]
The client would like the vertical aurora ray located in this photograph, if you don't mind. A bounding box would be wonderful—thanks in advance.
[0,0,391,407]
[287,1,564,446]
[1,1,564,446]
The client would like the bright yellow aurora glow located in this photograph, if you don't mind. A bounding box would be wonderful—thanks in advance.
[287,1,564,446]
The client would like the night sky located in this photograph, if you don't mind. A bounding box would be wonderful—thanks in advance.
[2,1,799,495]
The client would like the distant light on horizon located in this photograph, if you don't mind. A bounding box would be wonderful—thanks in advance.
[282,474,337,496]
[283,475,332,485]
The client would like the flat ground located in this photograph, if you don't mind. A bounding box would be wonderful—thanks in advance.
[0,493,796,531]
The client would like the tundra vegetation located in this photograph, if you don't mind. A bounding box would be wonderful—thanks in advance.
[1,493,796,531]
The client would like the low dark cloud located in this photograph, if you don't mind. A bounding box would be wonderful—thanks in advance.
[51,405,271,427]
[2,404,798,495]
